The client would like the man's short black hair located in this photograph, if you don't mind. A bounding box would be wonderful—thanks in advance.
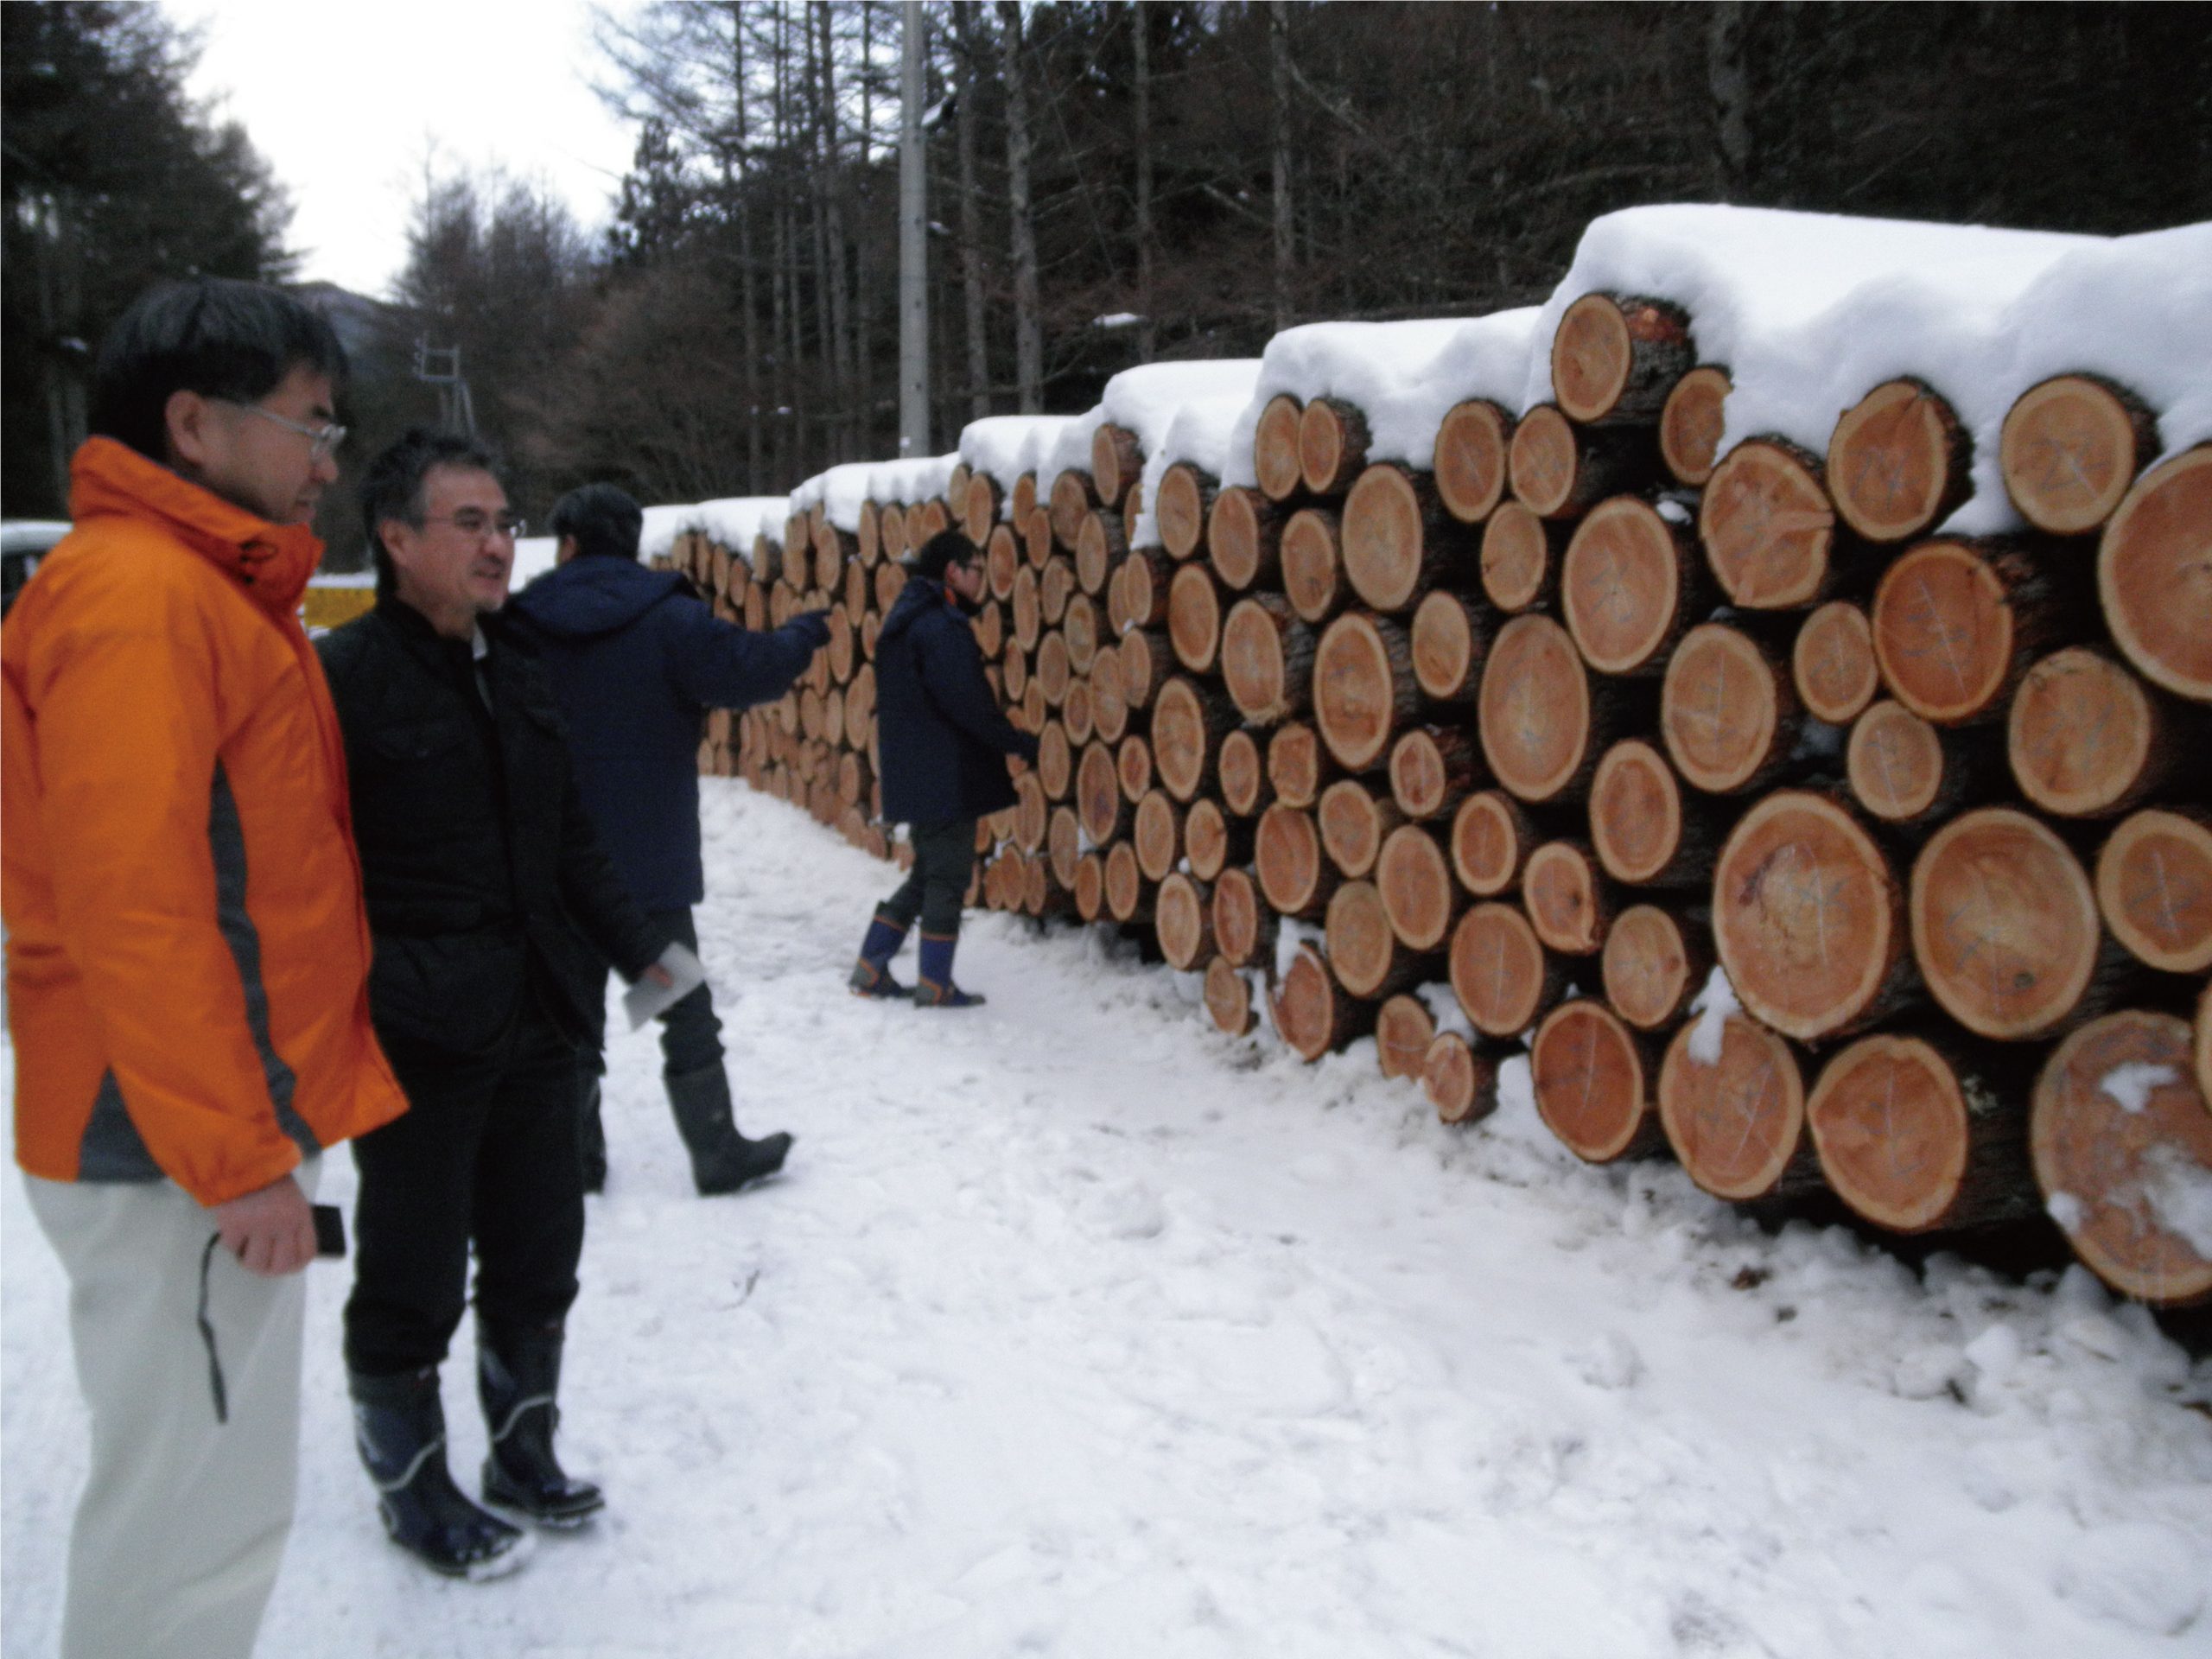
[89,277,347,463]
[359,427,504,596]
[548,482,644,561]
[910,529,979,582]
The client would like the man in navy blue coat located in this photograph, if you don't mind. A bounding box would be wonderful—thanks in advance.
[509,484,827,1194]
[850,530,1039,1007]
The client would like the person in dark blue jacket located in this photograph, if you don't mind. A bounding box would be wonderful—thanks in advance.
[850,529,1039,1007]
[507,484,828,1194]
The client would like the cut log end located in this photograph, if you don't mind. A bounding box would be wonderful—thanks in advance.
[1256,804,1333,920]
[1273,943,1373,1062]
[1561,496,1697,676]
[1217,728,1270,817]
[1589,740,1690,887]
[1827,378,1972,545]
[1155,872,1214,970]
[1870,539,2046,727]
[2094,807,2212,975]
[1451,789,1537,898]
[1281,508,1347,626]
[1479,502,1560,613]
[1793,601,1879,726]
[2001,373,2158,536]
[1449,901,1560,1038]
[1326,879,1417,999]
[1660,365,1732,486]
[1479,615,1594,804]
[1552,292,1694,426]
[1376,994,1437,1081]
[1300,397,1370,497]
[1410,590,1488,703]
[2097,447,2212,703]
[1155,463,1214,562]
[1434,399,1513,524]
[1314,612,1419,772]
[1658,1013,1814,1204]
[1533,1000,1663,1164]
[1847,700,1947,825]
[1203,956,1259,1037]
[2006,646,2165,818]
[2031,1011,2212,1306]
[1806,1034,2021,1234]
[1661,622,1791,796]
[1422,1031,1502,1126]
[1211,866,1275,968]
[1376,823,1460,953]
[1522,841,1611,957]
[1601,903,1707,1032]
[1207,486,1281,592]
[1698,438,1837,609]
[1254,394,1306,503]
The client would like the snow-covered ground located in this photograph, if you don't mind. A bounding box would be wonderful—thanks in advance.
[6,780,2211,1657]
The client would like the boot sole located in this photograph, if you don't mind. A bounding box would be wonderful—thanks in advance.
[482,1472,607,1530]
[383,1522,536,1580]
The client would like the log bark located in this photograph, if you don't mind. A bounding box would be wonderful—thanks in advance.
[1217,728,1272,817]
[1388,724,1483,823]
[1827,378,1973,545]
[1207,486,1285,592]
[1433,398,1514,524]
[1910,805,2125,1041]
[1478,502,1570,613]
[1533,1000,1669,1164]
[2007,645,2195,820]
[1422,1031,1503,1126]
[1116,732,1153,804]
[1409,591,1491,704]
[2097,445,2212,704]
[1265,721,1339,811]
[1091,422,1144,509]
[1870,537,2082,727]
[1478,614,1605,804]
[1847,699,1999,831]
[1552,292,1694,426]
[1050,467,1099,550]
[1115,549,1175,632]
[1300,397,1371,496]
[1699,436,1845,609]
[1211,866,1278,969]
[1508,404,1656,518]
[1119,629,1172,709]
[1221,593,1317,725]
[1167,563,1228,674]
[1660,365,1732,487]
[1449,901,1567,1038]
[1253,392,1306,503]
[1255,803,1338,921]
[1792,601,1879,726]
[1155,872,1215,969]
[1183,797,1250,884]
[1151,677,1238,802]
[1077,741,1129,846]
[1318,777,1405,881]
[1715,790,1914,1043]
[1281,506,1351,625]
[2000,373,2160,537]
[2094,806,2212,976]
[1658,1012,1823,1204]
[1273,942,1376,1062]
[1561,496,1709,677]
[1806,1030,2041,1234]
[1313,611,1421,772]
[1376,823,1463,953]
[1522,840,1617,957]
[1450,789,1541,899]
[1589,738,1719,888]
[1155,463,1218,563]
[2031,1010,2212,1306]
[1660,621,1802,796]
[1134,789,1184,882]
[1077,508,1128,595]
[1342,465,1474,613]
[1601,902,1713,1032]
[1376,994,1436,1081]
[1204,955,1259,1036]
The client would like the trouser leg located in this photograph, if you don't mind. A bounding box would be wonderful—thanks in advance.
[650,907,724,1081]
[914,817,979,938]
[470,1011,588,1334]
[29,1159,320,1659]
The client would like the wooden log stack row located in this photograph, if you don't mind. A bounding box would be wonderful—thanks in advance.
[686,297,2212,1311]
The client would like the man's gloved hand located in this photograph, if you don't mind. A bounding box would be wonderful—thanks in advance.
[791,608,833,650]
[1017,730,1041,765]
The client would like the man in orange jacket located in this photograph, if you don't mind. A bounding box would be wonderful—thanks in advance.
[2,278,410,1659]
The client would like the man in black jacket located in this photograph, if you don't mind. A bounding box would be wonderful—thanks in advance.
[509,483,827,1196]
[849,530,1039,1007]
[318,431,672,1580]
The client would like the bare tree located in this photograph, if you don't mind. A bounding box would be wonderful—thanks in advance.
[996,0,1042,412]
[952,3,993,418]
[1269,2,1294,332]
[1708,3,1753,200]
[1132,1,1155,364]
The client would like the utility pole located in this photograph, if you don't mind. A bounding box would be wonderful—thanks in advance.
[898,1,931,455]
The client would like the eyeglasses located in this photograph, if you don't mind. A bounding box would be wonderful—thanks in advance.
[418,510,527,541]
[223,399,347,461]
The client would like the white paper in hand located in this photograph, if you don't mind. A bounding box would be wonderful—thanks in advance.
[625,940,708,1031]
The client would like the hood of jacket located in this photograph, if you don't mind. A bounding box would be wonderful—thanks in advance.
[877,574,949,650]
[509,554,687,641]
[67,436,324,614]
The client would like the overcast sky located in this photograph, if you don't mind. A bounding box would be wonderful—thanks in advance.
[172,0,644,299]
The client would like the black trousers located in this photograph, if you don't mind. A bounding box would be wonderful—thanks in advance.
[880,817,978,937]
[576,906,722,1086]
[344,1001,586,1376]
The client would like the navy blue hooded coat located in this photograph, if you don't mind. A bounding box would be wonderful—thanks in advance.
[508,555,825,910]
[873,574,1038,828]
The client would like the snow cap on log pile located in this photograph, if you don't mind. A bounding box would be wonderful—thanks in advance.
[1525,205,2105,532]
[1038,359,1262,551]
[518,494,792,591]
[789,455,957,534]
[960,415,1079,505]
[1221,312,1541,493]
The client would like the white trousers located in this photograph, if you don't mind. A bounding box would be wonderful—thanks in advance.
[26,1159,320,1659]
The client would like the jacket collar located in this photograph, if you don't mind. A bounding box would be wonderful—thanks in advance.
[67,436,326,614]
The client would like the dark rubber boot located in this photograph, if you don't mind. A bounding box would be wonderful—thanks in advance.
[914,929,986,1007]
[577,1076,607,1195]
[350,1366,531,1580]
[849,907,912,999]
[666,1061,793,1195]
[479,1320,605,1528]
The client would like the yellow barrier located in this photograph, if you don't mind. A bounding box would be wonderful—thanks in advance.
[302,584,376,631]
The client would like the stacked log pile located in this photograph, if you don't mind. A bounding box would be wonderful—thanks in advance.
[678,267,2212,1311]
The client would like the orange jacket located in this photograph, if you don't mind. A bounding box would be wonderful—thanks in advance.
[3,438,407,1205]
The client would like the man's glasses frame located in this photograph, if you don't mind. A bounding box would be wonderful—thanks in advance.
[417,510,528,542]
[221,398,347,462]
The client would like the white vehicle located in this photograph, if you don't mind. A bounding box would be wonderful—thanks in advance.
[2,520,71,618]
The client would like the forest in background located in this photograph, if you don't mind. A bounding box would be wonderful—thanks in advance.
[6,2,2209,569]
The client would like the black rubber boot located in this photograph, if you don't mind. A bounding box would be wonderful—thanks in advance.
[350,1366,531,1580]
[479,1320,605,1528]
[666,1062,792,1196]
[577,1076,607,1195]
